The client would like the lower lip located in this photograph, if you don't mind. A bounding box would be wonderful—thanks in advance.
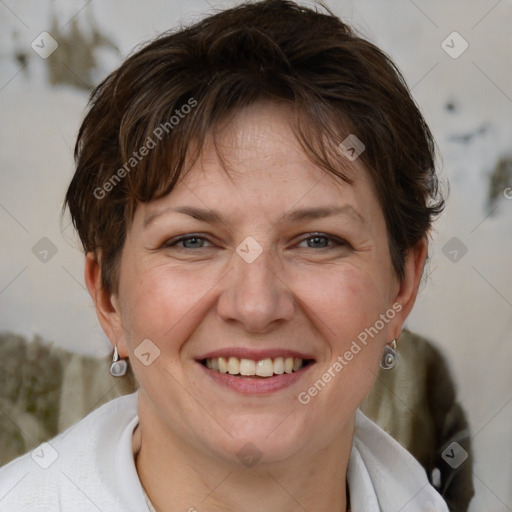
[198,362,315,394]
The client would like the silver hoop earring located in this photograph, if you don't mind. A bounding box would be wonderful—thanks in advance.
[110,345,128,377]
[380,339,398,370]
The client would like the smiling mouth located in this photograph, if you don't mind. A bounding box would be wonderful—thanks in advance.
[201,356,315,377]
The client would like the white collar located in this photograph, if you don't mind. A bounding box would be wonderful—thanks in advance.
[0,393,448,511]
[129,396,447,511]
[348,409,449,511]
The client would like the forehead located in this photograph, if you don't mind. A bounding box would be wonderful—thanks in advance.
[137,101,379,229]
[184,102,368,192]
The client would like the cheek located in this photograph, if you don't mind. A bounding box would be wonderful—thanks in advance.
[290,263,391,346]
[118,261,213,350]
[293,264,391,397]
[295,270,390,421]
[292,267,394,447]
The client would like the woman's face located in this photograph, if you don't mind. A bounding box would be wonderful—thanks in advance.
[96,101,423,466]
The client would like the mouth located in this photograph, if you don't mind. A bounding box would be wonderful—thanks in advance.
[201,356,315,377]
[195,349,316,394]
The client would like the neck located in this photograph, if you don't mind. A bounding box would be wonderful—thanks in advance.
[134,410,354,512]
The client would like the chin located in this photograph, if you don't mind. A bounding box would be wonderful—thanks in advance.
[207,412,309,466]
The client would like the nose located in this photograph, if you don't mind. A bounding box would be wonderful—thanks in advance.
[216,244,295,334]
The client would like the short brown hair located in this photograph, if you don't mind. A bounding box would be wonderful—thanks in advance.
[64,0,444,294]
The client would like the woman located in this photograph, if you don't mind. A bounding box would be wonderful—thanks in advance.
[0,0,449,510]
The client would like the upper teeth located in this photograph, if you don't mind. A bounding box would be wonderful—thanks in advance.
[205,356,304,377]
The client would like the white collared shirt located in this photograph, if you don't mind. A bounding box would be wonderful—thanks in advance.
[0,392,448,511]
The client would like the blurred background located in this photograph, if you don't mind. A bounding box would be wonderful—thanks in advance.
[0,0,511,510]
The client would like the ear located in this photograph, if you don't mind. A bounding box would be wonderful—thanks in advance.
[84,252,128,357]
[389,237,428,340]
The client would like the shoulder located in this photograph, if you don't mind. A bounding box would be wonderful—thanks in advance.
[349,409,450,512]
[0,392,145,512]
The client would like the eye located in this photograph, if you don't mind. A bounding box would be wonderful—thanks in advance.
[161,233,348,251]
[296,233,348,250]
[163,234,213,249]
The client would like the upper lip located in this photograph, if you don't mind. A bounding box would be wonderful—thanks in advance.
[196,348,316,361]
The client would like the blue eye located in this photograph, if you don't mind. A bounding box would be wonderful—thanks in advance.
[165,235,212,249]
[163,233,348,251]
[298,234,347,249]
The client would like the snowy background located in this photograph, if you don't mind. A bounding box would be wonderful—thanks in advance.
[1,0,511,510]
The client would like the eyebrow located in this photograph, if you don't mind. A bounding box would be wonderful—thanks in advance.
[143,204,366,228]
